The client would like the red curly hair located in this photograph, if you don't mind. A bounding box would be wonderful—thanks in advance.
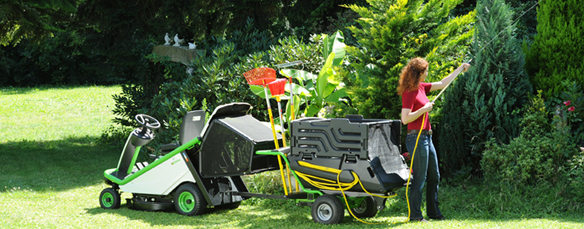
[397,57,428,96]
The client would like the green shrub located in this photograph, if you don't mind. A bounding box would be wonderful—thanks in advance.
[241,171,294,207]
[438,0,532,178]
[524,0,584,100]
[111,53,188,128]
[0,30,145,86]
[482,92,578,185]
[567,149,584,201]
[558,81,584,140]
[126,23,328,149]
[342,0,474,120]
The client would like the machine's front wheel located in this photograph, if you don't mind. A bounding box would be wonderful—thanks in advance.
[174,183,207,216]
[311,195,344,224]
[99,188,121,209]
[350,196,378,218]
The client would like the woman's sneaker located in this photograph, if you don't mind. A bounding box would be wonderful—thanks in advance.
[410,218,429,223]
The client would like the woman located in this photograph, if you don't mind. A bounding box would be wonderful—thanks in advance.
[398,57,469,222]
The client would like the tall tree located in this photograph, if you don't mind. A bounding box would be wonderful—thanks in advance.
[439,0,532,177]
[524,0,584,100]
[452,0,538,40]
[343,0,475,120]
[0,0,78,46]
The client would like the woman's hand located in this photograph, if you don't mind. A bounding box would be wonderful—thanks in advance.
[401,102,434,124]
[462,63,470,72]
[422,102,434,113]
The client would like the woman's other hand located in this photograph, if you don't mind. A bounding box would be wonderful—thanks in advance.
[422,102,434,113]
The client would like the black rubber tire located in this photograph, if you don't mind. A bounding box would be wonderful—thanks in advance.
[174,183,207,216]
[215,201,241,210]
[311,195,344,224]
[350,196,378,218]
[99,188,121,209]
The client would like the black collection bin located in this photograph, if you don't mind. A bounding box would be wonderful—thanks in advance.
[288,116,410,194]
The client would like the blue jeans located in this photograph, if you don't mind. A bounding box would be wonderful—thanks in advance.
[405,133,443,220]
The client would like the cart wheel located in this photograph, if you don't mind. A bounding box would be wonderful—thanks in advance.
[311,195,344,224]
[350,196,378,218]
[99,188,121,209]
[174,183,207,216]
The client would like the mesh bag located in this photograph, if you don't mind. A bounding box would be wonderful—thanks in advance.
[199,115,281,177]
[367,123,409,181]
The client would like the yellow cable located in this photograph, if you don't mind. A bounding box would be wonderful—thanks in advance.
[404,113,426,223]
[295,171,357,190]
[296,161,399,224]
[337,170,399,224]
[297,161,342,173]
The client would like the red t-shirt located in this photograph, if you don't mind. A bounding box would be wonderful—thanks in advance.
[401,82,432,131]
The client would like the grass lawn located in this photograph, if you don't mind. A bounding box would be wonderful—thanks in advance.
[1,86,583,228]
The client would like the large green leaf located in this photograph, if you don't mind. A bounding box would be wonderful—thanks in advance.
[322,83,337,99]
[288,82,311,97]
[306,104,322,117]
[250,85,271,98]
[280,69,317,82]
[251,83,310,99]
[317,53,335,102]
[322,31,346,67]
[324,88,347,103]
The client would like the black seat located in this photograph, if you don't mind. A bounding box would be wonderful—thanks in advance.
[160,110,206,154]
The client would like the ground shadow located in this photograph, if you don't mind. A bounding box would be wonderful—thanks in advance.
[85,202,407,228]
[0,136,120,192]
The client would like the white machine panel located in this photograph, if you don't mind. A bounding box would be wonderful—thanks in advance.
[120,153,196,195]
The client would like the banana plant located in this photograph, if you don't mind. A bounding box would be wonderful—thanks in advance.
[281,30,348,118]
[247,30,348,121]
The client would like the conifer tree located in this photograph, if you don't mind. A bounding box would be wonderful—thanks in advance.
[0,0,78,45]
[343,0,474,120]
[438,0,532,176]
[524,0,584,99]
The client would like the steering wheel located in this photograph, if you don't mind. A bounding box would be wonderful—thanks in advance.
[135,114,161,130]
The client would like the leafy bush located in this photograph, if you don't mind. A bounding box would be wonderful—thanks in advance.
[566,149,584,201]
[558,81,584,140]
[482,92,578,185]
[1,1,299,87]
[524,0,584,100]
[438,0,532,178]
[278,31,350,118]
[111,53,188,128]
[0,30,146,86]
[120,22,332,149]
[240,171,299,208]
[109,20,275,145]
[342,0,474,120]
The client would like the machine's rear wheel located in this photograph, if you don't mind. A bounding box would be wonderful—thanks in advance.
[311,194,344,224]
[350,196,378,218]
[99,188,121,209]
[174,183,207,216]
